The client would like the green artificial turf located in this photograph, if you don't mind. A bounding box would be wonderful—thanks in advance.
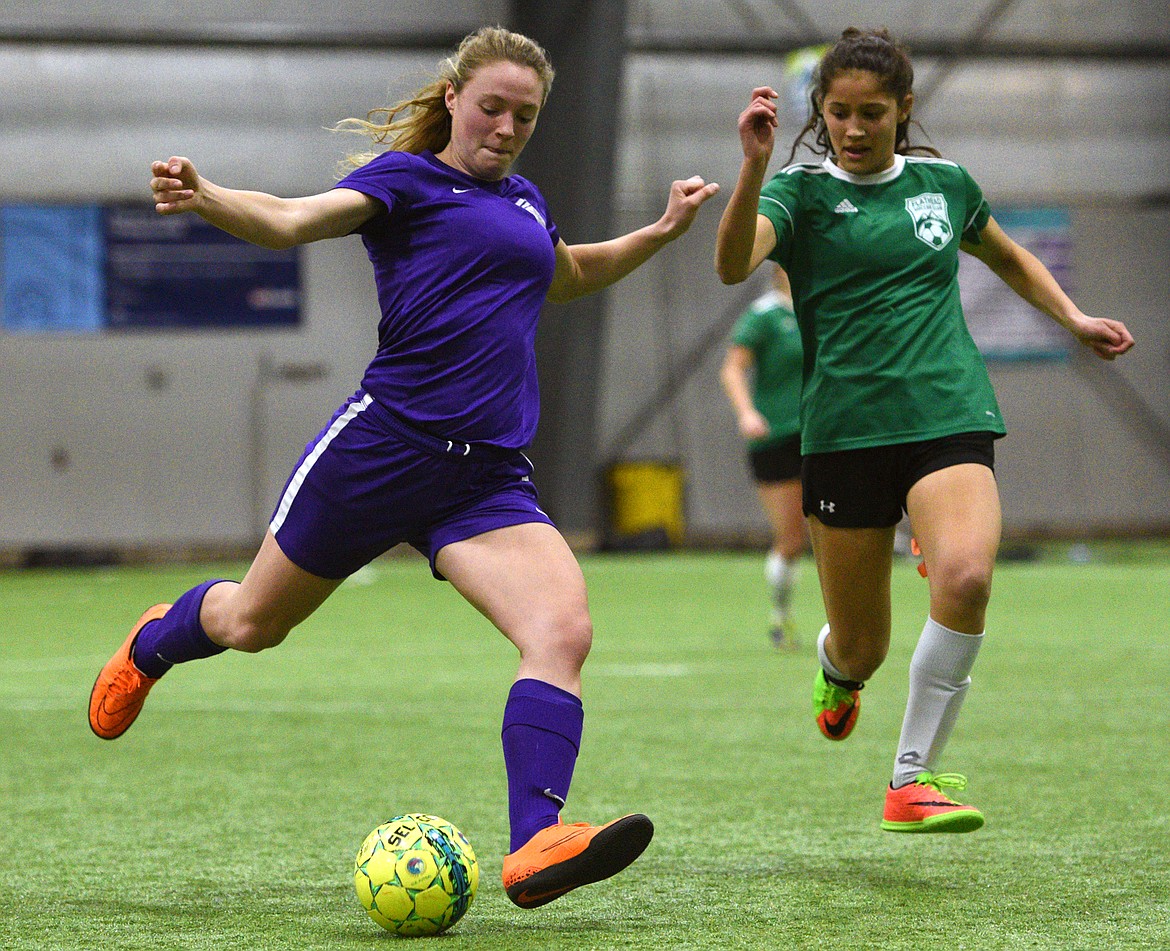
[1,547,1167,949]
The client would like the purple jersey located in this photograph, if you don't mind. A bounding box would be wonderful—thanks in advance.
[336,150,559,448]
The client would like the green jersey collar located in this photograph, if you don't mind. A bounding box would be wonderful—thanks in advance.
[822,154,905,186]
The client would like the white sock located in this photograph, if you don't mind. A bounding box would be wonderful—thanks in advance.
[816,624,854,684]
[765,552,796,622]
[892,617,984,788]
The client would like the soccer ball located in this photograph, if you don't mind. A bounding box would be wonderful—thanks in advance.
[919,216,952,247]
[353,814,479,937]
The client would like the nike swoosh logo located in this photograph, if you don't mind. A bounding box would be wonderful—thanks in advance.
[452,187,473,193]
[96,694,139,729]
[822,705,855,737]
[537,830,586,853]
[101,687,132,711]
[515,884,573,905]
[98,686,138,719]
[99,696,131,718]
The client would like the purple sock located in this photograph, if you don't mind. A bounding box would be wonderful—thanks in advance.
[132,579,229,678]
[502,678,584,852]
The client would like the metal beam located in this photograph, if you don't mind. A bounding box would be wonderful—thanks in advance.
[623,35,1170,62]
[0,25,468,51]
[762,0,821,45]
[913,0,1024,108]
[2,26,1164,62]
[509,0,628,537]
[601,279,764,465]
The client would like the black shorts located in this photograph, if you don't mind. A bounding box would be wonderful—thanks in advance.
[802,431,997,528]
[748,435,802,483]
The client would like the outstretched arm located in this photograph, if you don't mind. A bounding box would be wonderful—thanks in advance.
[715,87,781,284]
[546,175,720,303]
[150,156,380,249]
[962,217,1135,360]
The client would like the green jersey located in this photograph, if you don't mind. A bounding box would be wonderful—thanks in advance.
[758,154,1006,454]
[730,289,803,447]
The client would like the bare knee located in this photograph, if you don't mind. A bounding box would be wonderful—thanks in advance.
[522,608,593,674]
[201,582,294,652]
[552,610,593,672]
[931,558,993,619]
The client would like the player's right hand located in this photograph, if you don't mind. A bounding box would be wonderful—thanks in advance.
[738,87,779,163]
[738,408,771,441]
[150,156,200,214]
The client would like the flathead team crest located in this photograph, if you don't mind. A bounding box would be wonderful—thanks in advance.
[905,193,953,249]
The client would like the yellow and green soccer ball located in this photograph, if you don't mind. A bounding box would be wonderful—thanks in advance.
[353,814,479,937]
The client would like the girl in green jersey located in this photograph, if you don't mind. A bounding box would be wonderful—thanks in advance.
[715,27,1133,832]
[720,264,807,650]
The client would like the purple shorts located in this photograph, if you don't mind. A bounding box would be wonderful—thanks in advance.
[269,391,555,579]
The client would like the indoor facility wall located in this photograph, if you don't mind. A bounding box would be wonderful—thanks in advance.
[1,40,1166,554]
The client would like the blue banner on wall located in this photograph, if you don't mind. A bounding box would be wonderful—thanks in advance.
[104,207,299,330]
[0,205,106,333]
[0,203,300,333]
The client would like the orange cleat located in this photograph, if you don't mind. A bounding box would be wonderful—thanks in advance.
[911,537,928,578]
[881,772,984,833]
[88,603,171,740]
[502,814,654,909]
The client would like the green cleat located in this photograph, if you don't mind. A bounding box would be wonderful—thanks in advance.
[813,668,861,740]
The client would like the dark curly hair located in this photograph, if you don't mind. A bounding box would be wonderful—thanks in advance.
[785,27,939,165]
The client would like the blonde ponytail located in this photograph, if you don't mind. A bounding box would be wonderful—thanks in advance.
[336,26,554,170]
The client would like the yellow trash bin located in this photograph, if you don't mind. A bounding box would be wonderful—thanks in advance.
[606,460,685,548]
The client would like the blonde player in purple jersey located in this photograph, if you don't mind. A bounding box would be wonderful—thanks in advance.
[716,27,1133,832]
[89,27,719,907]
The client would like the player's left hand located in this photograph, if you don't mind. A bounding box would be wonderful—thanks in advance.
[658,176,721,239]
[1071,315,1135,360]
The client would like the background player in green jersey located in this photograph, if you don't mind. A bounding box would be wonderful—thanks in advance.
[715,27,1134,833]
[720,264,806,650]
